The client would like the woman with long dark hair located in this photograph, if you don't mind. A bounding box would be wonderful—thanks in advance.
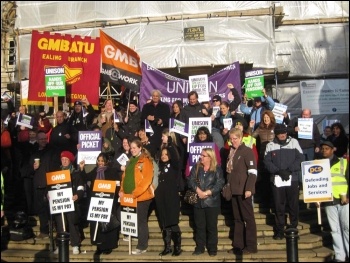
[327,122,349,157]
[80,152,120,255]
[155,138,182,256]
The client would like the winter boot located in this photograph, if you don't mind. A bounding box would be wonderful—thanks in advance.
[159,229,172,256]
[171,231,182,256]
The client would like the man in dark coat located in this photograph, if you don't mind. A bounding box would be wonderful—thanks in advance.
[141,89,170,148]
[24,131,61,239]
[67,98,96,131]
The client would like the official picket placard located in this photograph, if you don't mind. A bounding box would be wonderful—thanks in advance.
[301,159,333,203]
[120,194,138,237]
[47,170,75,214]
[77,131,102,164]
[87,179,116,222]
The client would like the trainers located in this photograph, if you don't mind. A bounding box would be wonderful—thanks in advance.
[132,248,147,255]
[72,246,80,255]
[53,248,58,254]
[35,233,49,240]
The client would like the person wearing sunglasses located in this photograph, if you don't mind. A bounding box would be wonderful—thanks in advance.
[187,148,224,257]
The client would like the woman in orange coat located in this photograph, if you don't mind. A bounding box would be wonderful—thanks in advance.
[119,138,155,255]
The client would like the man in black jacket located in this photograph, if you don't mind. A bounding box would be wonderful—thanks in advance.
[287,108,321,161]
[27,131,61,239]
[67,98,96,131]
[141,90,170,148]
[264,124,304,240]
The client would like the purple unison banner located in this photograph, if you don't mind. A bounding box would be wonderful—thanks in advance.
[139,62,241,109]
[77,131,102,164]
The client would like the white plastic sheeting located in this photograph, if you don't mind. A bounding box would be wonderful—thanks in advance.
[281,1,349,20]
[16,16,275,78]
[13,1,349,78]
[15,1,273,29]
[16,20,348,79]
[276,23,349,77]
[15,1,349,29]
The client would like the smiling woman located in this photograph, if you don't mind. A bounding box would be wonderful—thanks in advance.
[80,152,121,255]
[119,139,155,255]
[187,147,224,256]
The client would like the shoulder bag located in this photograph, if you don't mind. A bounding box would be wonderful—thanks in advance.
[184,165,200,205]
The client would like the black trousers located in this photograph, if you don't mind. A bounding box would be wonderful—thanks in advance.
[193,206,220,253]
[55,210,81,247]
[34,188,50,234]
[272,180,299,234]
[231,195,257,252]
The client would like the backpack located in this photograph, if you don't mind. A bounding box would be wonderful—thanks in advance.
[9,211,35,242]
[139,160,159,191]
[9,225,35,241]
[151,160,159,190]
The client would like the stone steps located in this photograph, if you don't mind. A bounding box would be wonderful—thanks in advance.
[1,247,334,262]
[1,198,335,262]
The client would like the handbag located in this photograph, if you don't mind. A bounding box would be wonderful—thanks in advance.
[222,183,232,201]
[184,164,200,205]
[184,190,198,205]
[100,214,120,233]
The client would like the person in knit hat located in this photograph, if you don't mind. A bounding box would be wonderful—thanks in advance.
[61,150,75,163]
[67,97,96,131]
[54,150,84,255]
[264,123,304,240]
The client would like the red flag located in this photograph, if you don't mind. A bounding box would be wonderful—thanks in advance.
[99,30,141,92]
[28,30,100,108]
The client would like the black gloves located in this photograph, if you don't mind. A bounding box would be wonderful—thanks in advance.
[279,170,291,181]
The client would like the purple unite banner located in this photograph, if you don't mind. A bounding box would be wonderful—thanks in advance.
[139,61,241,109]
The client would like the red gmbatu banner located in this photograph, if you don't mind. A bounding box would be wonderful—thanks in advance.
[28,30,100,108]
[99,30,141,92]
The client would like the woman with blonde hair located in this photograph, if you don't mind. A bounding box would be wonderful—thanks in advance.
[188,148,225,257]
[226,128,258,255]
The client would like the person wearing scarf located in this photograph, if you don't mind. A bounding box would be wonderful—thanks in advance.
[80,152,121,255]
[119,138,155,255]
[54,151,84,255]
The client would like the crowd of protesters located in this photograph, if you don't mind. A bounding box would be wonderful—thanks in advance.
[1,86,348,260]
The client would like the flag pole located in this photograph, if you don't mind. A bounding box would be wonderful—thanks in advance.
[126,90,131,117]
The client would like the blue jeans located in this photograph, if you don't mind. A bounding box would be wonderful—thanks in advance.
[325,204,349,261]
